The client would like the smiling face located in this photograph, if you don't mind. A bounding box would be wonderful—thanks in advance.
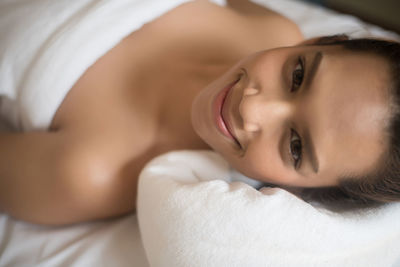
[191,44,391,188]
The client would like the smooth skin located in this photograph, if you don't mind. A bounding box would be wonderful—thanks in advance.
[0,0,390,225]
[192,45,390,188]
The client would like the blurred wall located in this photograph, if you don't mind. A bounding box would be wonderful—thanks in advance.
[301,0,400,33]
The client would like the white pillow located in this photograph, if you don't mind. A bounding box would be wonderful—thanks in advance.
[137,150,400,267]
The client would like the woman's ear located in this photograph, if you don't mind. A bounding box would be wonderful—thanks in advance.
[297,34,350,46]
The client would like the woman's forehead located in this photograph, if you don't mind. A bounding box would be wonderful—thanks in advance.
[305,48,391,176]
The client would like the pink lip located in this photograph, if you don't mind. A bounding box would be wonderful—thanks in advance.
[213,79,238,142]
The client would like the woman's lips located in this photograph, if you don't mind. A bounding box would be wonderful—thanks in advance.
[213,79,239,143]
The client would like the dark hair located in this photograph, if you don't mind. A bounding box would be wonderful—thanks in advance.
[299,35,400,212]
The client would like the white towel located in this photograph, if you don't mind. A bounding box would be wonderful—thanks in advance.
[0,0,195,131]
[137,150,400,267]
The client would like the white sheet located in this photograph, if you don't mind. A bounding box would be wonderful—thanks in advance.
[1,0,399,266]
[0,214,148,267]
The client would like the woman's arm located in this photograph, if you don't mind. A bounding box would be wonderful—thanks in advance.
[0,132,66,220]
[0,131,137,225]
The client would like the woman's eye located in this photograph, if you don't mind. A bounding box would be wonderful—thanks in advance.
[290,57,304,92]
[290,129,302,169]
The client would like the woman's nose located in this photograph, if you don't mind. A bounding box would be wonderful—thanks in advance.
[239,87,293,132]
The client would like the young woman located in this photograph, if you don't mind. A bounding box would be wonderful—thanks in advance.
[1,0,399,225]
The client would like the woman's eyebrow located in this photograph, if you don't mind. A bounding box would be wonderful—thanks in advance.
[303,128,319,173]
[304,51,323,90]
[302,51,323,173]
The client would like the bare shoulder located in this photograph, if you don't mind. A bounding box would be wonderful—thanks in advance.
[227,0,284,16]
[149,0,303,55]
[226,0,303,47]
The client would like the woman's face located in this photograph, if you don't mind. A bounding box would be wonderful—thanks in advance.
[191,44,391,187]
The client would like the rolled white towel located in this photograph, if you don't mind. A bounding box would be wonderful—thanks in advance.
[137,150,400,267]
